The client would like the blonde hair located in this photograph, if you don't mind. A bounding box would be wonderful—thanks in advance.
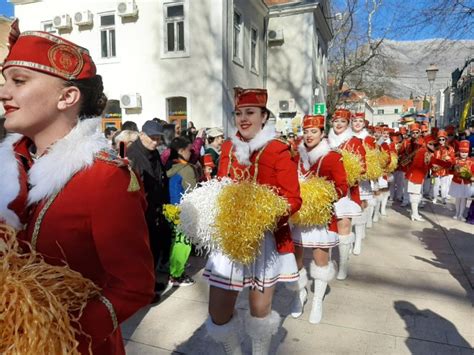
[114,130,139,147]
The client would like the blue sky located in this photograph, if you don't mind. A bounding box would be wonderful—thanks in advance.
[0,0,13,17]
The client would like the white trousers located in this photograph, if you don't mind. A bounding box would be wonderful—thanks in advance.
[433,176,450,200]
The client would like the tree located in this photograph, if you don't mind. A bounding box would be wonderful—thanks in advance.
[327,0,396,115]
[410,91,413,100]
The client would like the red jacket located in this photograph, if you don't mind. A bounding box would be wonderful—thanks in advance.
[219,138,301,254]
[452,158,474,184]
[298,150,348,232]
[432,145,456,177]
[340,136,365,206]
[406,147,452,184]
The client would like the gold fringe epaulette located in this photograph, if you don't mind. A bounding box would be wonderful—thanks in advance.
[95,149,141,192]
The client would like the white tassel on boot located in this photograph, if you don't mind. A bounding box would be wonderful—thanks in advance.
[309,261,336,324]
[336,233,355,280]
[373,194,383,222]
[381,191,390,216]
[366,198,376,228]
[245,310,280,355]
[205,312,242,355]
[286,268,308,318]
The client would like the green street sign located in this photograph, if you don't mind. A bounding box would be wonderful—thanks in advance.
[313,103,326,114]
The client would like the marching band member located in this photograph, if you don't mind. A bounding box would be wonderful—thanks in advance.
[449,140,473,220]
[389,131,402,201]
[351,112,375,254]
[204,88,301,355]
[405,135,452,221]
[378,127,392,218]
[431,130,455,204]
[290,114,348,323]
[371,126,387,223]
[394,127,407,202]
[327,108,363,280]
[399,123,422,207]
[0,21,155,354]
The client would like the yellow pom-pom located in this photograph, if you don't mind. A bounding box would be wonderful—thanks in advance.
[214,181,289,265]
[340,150,363,187]
[386,152,398,174]
[290,177,337,226]
[364,147,384,180]
[163,204,181,225]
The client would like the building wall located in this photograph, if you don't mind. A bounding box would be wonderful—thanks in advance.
[371,103,403,127]
[13,0,227,129]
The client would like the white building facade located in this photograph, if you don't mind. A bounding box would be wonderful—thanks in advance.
[10,0,331,133]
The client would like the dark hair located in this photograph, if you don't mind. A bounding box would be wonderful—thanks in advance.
[167,136,191,168]
[121,121,139,132]
[104,126,117,138]
[65,75,107,117]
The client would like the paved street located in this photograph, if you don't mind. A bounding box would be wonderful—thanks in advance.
[122,199,474,354]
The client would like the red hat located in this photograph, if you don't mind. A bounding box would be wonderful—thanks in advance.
[431,127,439,135]
[234,87,267,109]
[364,119,370,127]
[409,123,420,132]
[3,20,96,80]
[390,133,402,143]
[420,124,429,132]
[367,125,374,132]
[332,108,351,121]
[382,126,391,133]
[202,154,215,168]
[353,112,365,120]
[399,127,407,134]
[302,114,325,129]
[424,135,437,145]
[374,126,383,133]
[437,130,447,138]
[445,125,456,135]
[459,140,470,153]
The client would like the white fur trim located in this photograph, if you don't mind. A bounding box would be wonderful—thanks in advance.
[353,129,369,140]
[205,311,241,342]
[327,127,354,149]
[286,267,308,291]
[0,134,23,229]
[230,123,276,166]
[338,233,355,245]
[298,138,331,171]
[310,261,337,282]
[28,118,107,205]
[245,310,280,339]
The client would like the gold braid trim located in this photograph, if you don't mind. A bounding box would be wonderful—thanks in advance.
[31,190,61,250]
[99,295,118,330]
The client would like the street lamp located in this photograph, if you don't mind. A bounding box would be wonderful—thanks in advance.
[426,63,439,126]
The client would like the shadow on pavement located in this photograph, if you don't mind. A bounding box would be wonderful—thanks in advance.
[394,300,472,353]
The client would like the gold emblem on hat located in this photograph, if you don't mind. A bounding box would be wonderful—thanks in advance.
[48,43,84,79]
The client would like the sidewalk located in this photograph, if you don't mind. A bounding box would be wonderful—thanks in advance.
[122,199,474,354]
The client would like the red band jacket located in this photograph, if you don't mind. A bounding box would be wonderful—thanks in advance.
[432,145,456,177]
[451,158,474,184]
[339,136,366,206]
[218,129,301,254]
[405,147,452,184]
[0,119,155,355]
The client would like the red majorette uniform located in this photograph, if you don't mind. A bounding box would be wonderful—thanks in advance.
[376,127,393,219]
[449,140,474,220]
[432,130,456,204]
[405,135,452,222]
[0,29,154,355]
[288,114,348,324]
[327,108,363,280]
[399,123,422,206]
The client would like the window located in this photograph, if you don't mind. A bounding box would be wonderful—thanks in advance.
[233,9,243,65]
[167,96,187,128]
[409,108,415,113]
[42,21,57,34]
[164,3,185,53]
[250,27,258,73]
[394,108,399,114]
[377,109,384,115]
[100,14,116,58]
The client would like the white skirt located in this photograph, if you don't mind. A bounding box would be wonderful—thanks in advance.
[449,182,472,198]
[407,181,422,194]
[359,180,373,201]
[203,232,298,292]
[334,196,362,218]
[291,224,339,249]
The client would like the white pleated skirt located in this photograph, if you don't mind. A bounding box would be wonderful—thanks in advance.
[372,176,388,190]
[291,224,339,248]
[359,180,373,201]
[449,182,472,198]
[334,196,362,218]
[203,232,299,292]
[407,181,422,195]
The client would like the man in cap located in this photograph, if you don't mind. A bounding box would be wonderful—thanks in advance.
[205,127,224,177]
[126,120,172,293]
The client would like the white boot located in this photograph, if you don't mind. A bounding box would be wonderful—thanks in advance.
[409,193,424,221]
[286,268,308,318]
[366,198,376,228]
[245,310,280,355]
[309,262,336,324]
[205,312,242,355]
[373,195,382,222]
[381,192,389,216]
[336,233,355,280]
[353,226,363,255]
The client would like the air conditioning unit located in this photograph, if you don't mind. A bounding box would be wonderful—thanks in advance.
[279,99,296,113]
[53,14,72,30]
[268,29,284,43]
[120,93,142,109]
[117,0,138,17]
[74,10,93,26]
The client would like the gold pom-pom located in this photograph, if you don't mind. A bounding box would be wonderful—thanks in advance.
[163,204,181,225]
[364,147,384,180]
[386,152,398,174]
[214,181,289,265]
[340,150,363,187]
[0,224,101,355]
[290,177,337,226]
